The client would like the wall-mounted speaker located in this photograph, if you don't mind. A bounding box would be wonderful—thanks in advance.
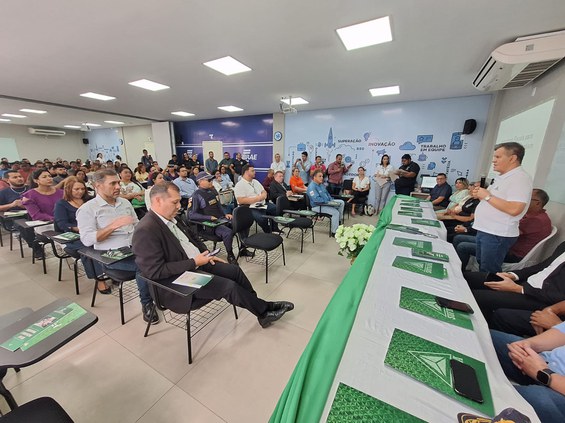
[462,119,477,135]
[82,138,89,144]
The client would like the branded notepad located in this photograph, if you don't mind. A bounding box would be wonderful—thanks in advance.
[172,271,213,289]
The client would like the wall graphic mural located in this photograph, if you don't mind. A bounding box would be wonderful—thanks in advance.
[284,96,492,205]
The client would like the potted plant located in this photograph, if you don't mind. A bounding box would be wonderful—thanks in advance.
[335,223,375,264]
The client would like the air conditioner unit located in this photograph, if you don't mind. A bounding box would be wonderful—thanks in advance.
[28,128,66,137]
[473,30,565,91]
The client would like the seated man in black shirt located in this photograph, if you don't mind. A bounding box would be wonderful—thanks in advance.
[393,154,420,196]
[189,171,238,264]
[428,173,452,209]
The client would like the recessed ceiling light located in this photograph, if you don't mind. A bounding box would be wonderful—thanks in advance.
[336,16,393,51]
[64,125,81,129]
[218,106,243,112]
[104,120,125,125]
[369,85,400,97]
[203,56,252,76]
[20,108,47,114]
[171,111,195,117]
[281,97,309,106]
[80,92,116,101]
[84,122,101,127]
[128,79,170,91]
[2,113,26,118]
[0,118,11,122]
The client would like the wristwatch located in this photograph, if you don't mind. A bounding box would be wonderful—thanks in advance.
[484,195,492,202]
[536,368,555,386]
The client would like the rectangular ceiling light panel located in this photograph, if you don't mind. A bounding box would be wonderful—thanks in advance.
[217,106,243,112]
[128,79,170,91]
[369,85,400,97]
[203,56,252,76]
[171,111,195,117]
[337,16,392,51]
[20,108,47,114]
[281,97,309,106]
[80,92,116,101]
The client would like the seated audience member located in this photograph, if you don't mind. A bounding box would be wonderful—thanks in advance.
[0,170,29,212]
[145,172,166,211]
[438,196,480,242]
[490,325,565,422]
[465,240,565,326]
[180,153,191,168]
[307,169,345,236]
[132,182,294,328]
[77,169,158,324]
[219,152,235,182]
[427,173,452,210]
[53,177,99,287]
[270,170,305,211]
[52,164,68,184]
[134,163,149,183]
[219,165,234,188]
[435,177,470,213]
[289,167,307,195]
[453,189,552,269]
[189,166,200,183]
[163,164,179,181]
[261,169,275,195]
[491,299,565,338]
[270,153,286,175]
[189,172,238,264]
[349,166,370,216]
[173,166,197,209]
[189,154,201,171]
[213,169,234,192]
[234,165,278,233]
[119,167,146,217]
[22,169,63,220]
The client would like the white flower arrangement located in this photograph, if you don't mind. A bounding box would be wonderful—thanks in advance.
[335,223,376,260]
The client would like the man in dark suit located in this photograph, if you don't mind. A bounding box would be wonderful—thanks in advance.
[465,240,565,326]
[132,182,294,328]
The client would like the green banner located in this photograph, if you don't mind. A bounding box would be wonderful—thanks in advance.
[328,383,425,422]
[385,329,494,416]
[399,287,473,330]
[270,195,402,423]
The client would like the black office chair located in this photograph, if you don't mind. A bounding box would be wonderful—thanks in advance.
[41,231,81,295]
[0,397,74,422]
[139,275,238,364]
[90,267,138,325]
[275,196,315,253]
[182,212,221,251]
[231,206,285,283]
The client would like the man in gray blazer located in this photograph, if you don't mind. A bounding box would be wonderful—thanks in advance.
[132,182,293,328]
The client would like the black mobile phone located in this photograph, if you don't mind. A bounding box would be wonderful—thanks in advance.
[207,248,221,257]
[435,296,474,314]
[485,272,504,282]
[450,359,484,403]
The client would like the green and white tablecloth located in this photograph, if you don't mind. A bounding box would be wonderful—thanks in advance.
[270,195,539,423]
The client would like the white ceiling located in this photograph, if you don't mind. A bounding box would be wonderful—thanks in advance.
[1,0,565,130]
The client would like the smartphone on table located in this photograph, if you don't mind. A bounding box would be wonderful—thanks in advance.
[450,359,484,403]
[435,296,474,314]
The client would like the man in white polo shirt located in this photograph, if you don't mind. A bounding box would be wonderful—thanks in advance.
[471,142,532,272]
[270,153,286,175]
[234,164,278,233]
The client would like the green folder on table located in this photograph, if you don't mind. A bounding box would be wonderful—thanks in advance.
[398,211,423,218]
[399,287,473,330]
[384,329,494,416]
[327,382,425,422]
[392,256,446,279]
[272,216,295,224]
[53,232,81,242]
[411,248,450,262]
[400,206,423,212]
[392,237,433,251]
[411,218,441,228]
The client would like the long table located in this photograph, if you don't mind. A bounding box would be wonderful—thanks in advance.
[271,196,539,423]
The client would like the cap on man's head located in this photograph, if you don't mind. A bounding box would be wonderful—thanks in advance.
[196,171,215,182]
[401,154,412,160]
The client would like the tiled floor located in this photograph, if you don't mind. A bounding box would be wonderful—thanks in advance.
[0,213,377,422]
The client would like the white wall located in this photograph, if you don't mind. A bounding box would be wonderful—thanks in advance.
[478,62,565,251]
[122,125,153,165]
[0,123,88,161]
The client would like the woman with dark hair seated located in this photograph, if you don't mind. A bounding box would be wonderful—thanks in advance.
[437,196,480,242]
[54,177,103,292]
[349,166,370,216]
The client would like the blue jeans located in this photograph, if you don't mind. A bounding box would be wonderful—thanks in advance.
[104,256,152,306]
[491,330,565,422]
[452,234,477,270]
[250,202,278,233]
[475,231,517,272]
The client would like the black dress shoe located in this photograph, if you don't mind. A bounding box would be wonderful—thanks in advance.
[96,281,112,295]
[258,308,287,328]
[142,303,160,324]
[239,248,255,258]
[271,301,294,312]
[227,254,239,265]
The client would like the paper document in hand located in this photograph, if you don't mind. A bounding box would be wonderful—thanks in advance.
[172,271,213,289]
